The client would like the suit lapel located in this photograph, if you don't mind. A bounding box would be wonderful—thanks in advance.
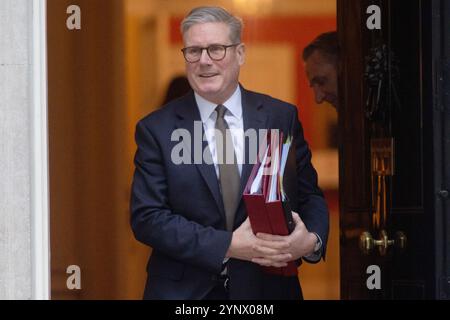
[240,86,268,195]
[175,92,225,218]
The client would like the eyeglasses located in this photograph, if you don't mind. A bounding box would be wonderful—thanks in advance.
[181,44,240,63]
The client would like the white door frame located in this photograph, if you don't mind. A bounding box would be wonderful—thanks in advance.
[31,0,50,300]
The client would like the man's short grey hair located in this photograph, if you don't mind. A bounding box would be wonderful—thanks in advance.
[181,6,243,44]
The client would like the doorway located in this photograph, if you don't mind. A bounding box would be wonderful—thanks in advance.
[337,0,450,299]
[47,0,339,299]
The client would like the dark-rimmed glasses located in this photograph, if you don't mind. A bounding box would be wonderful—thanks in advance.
[181,44,240,63]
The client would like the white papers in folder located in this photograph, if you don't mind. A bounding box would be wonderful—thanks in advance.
[250,147,269,194]
[249,136,292,198]
[267,139,281,202]
[280,137,291,179]
[279,137,292,201]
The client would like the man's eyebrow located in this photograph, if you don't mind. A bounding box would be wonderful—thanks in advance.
[184,43,226,49]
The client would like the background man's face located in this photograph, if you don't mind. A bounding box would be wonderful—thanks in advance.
[305,50,338,108]
[183,22,245,104]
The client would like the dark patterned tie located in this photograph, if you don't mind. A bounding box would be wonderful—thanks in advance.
[215,105,240,231]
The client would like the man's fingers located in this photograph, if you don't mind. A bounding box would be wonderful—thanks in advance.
[292,212,302,224]
[252,257,290,267]
[251,258,287,267]
[270,253,293,262]
[254,245,291,257]
[256,232,286,241]
[253,245,279,256]
[255,237,290,250]
[241,217,251,228]
[252,253,292,263]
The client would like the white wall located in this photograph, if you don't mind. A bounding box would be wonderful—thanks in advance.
[0,0,49,299]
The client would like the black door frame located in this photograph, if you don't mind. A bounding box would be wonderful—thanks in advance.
[429,0,450,299]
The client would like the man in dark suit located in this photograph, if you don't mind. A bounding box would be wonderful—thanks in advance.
[130,6,329,300]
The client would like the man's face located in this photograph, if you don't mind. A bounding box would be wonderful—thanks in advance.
[183,22,245,105]
[305,50,338,108]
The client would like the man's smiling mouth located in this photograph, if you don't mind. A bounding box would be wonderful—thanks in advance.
[199,73,218,78]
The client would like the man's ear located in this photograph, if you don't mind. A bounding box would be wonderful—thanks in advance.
[237,43,246,66]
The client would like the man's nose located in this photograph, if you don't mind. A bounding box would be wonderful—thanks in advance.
[313,87,325,104]
[199,49,212,64]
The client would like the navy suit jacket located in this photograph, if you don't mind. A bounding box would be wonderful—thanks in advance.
[130,86,329,299]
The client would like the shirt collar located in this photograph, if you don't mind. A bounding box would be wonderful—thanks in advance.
[194,86,242,123]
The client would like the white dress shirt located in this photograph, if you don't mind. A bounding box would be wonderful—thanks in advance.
[195,86,244,178]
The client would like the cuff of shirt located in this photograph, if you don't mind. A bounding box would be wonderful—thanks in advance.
[302,233,323,263]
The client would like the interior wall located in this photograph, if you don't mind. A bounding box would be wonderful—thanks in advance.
[48,0,136,299]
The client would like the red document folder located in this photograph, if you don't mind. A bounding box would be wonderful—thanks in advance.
[243,132,298,276]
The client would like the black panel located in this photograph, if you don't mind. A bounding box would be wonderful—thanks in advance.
[438,0,450,299]
[389,0,423,208]
[392,281,425,299]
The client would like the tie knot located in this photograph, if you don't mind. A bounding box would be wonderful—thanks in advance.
[216,104,227,119]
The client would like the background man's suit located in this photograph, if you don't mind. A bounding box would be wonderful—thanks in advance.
[130,86,329,299]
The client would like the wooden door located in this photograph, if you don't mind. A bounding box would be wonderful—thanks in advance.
[338,0,450,299]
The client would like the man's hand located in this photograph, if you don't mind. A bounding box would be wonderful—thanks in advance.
[226,217,292,267]
[251,212,317,267]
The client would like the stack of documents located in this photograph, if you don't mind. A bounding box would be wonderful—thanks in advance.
[243,131,298,276]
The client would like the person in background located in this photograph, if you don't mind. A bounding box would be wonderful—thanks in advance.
[161,75,191,106]
[303,31,339,109]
